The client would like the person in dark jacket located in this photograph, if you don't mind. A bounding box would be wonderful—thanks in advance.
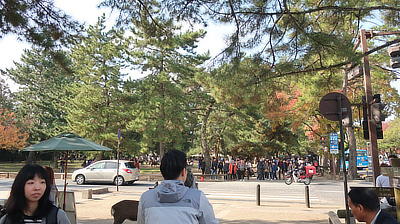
[348,188,400,224]
[257,158,265,181]
[217,159,224,174]
[223,160,230,180]
[211,158,218,180]
[199,157,206,175]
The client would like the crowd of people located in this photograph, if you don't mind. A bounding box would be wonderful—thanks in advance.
[195,156,317,182]
[2,151,400,224]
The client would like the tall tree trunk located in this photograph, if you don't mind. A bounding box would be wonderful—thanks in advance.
[341,68,358,179]
[159,142,164,160]
[159,82,165,159]
[347,126,358,179]
[216,137,221,161]
[26,151,36,164]
[201,101,214,174]
[96,140,106,161]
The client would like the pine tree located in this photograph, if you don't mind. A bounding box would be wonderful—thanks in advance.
[127,9,209,158]
[67,15,129,157]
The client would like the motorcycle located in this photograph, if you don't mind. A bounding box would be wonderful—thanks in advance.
[284,166,316,185]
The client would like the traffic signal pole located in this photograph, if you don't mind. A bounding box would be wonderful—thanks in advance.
[359,29,379,186]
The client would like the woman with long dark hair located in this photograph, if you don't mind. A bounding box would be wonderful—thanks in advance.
[43,166,59,206]
[0,164,70,224]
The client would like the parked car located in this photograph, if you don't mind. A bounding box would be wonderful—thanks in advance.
[72,160,140,185]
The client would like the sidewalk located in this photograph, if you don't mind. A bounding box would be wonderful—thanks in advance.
[73,176,346,224]
[0,176,358,224]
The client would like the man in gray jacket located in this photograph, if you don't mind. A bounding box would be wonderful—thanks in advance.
[137,150,219,224]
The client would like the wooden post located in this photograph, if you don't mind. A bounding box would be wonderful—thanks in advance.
[394,187,400,222]
[360,29,379,185]
[305,186,310,208]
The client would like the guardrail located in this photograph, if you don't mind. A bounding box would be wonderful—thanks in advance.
[328,211,342,224]
[140,174,163,181]
[0,172,72,179]
[0,172,18,178]
[193,174,228,181]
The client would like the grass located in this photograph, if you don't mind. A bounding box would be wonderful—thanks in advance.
[0,160,86,173]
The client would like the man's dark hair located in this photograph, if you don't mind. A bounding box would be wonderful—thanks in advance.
[388,155,398,159]
[160,150,187,180]
[348,188,380,212]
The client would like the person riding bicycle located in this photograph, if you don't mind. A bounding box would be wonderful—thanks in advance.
[297,160,306,177]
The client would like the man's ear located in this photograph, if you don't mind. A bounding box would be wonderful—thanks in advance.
[180,168,186,177]
[358,204,365,213]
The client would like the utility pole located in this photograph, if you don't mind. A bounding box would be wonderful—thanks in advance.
[356,30,400,185]
[359,30,380,186]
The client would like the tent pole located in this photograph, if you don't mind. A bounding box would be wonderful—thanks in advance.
[63,150,69,210]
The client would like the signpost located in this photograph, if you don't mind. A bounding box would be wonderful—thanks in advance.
[319,92,351,224]
[330,132,339,181]
[329,133,339,154]
[116,129,121,191]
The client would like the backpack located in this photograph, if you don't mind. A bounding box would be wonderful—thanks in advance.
[0,206,6,221]
[1,205,58,224]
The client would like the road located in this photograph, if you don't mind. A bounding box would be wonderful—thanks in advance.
[0,176,374,223]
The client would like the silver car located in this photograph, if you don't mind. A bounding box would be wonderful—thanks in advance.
[72,160,140,185]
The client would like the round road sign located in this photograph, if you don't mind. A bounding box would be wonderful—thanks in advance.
[319,92,352,121]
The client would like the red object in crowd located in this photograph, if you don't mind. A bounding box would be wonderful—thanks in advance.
[305,166,316,177]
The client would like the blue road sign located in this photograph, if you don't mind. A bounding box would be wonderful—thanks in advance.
[330,133,339,154]
[118,129,121,141]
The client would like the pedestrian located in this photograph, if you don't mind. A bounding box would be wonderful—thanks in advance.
[288,160,295,177]
[217,159,224,175]
[223,160,230,180]
[348,188,399,224]
[376,163,395,209]
[257,158,265,181]
[229,160,237,180]
[43,166,59,206]
[199,157,205,175]
[137,150,219,224]
[246,159,252,180]
[134,159,140,170]
[271,161,277,180]
[264,159,271,180]
[0,164,70,224]
[59,160,66,173]
[211,158,218,180]
[282,159,288,176]
[277,158,283,180]
[238,159,245,181]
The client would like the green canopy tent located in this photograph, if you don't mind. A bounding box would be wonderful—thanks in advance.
[20,132,113,209]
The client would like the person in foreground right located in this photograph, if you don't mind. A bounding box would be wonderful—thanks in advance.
[348,188,399,224]
[137,150,219,224]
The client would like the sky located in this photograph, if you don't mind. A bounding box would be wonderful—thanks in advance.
[0,0,399,101]
[0,0,227,92]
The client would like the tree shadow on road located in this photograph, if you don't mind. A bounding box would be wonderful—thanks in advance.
[218,219,328,224]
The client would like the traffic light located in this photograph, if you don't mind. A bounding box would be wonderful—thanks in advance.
[362,94,385,139]
[388,45,400,69]
[320,137,325,146]
[371,94,386,124]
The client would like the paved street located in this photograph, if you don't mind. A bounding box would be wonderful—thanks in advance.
[0,176,373,223]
